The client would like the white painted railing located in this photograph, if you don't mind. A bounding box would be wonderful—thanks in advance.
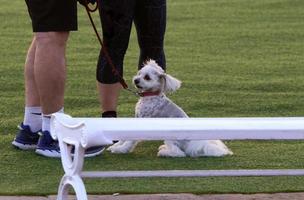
[50,113,304,200]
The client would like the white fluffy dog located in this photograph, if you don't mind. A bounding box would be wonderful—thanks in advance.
[107,60,233,157]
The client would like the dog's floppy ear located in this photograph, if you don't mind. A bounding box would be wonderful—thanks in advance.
[161,73,182,93]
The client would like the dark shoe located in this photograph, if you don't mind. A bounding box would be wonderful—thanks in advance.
[83,146,105,158]
[35,131,61,158]
[36,131,105,158]
[102,111,118,143]
[12,123,40,150]
[102,111,117,118]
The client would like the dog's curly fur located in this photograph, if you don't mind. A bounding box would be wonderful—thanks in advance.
[107,60,233,157]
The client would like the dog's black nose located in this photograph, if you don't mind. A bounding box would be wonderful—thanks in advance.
[134,79,140,85]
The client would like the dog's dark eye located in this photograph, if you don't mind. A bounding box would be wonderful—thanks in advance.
[144,75,151,81]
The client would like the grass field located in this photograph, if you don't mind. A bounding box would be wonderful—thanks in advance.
[1,0,304,196]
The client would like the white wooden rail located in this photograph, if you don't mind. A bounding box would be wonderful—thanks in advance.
[50,113,304,200]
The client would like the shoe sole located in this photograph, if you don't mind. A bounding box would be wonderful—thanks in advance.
[12,141,37,150]
[84,147,105,158]
[35,149,61,158]
[35,147,105,158]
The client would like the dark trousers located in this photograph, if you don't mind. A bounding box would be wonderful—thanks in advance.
[96,0,166,84]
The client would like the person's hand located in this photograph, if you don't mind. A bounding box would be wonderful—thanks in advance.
[78,0,97,7]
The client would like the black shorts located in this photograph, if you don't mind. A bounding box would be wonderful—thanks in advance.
[25,0,78,32]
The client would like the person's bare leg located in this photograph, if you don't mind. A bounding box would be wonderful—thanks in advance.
[97,82,121,113]
[12,37,42,150]
[33,32,68,157]
[34,32,69,114]
[25,38,40,107]
[22,37,43,133]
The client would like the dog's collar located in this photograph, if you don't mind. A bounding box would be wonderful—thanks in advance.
[138,91,161,97]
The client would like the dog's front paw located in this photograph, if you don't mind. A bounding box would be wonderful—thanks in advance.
[107,141,138,154]
[107,141,124,152]
[158,144,167,151]
[107,145,130,154]
[157,145,186,157]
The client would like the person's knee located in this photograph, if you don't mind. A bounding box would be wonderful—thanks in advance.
[138,37,165,60]
[34,32,69,47]
[140,47,164,57]
[138,47,166,70]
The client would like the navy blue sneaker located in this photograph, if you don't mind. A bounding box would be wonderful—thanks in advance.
[35,131,105,158]
[35,131,61,158]
[82,146,105,158]
[12,123,40,150]
[68,145,106,158]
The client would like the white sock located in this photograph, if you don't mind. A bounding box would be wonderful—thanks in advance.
[42,108,64,133]
[23,106,42,132]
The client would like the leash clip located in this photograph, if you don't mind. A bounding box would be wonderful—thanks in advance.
[125,88,141,97]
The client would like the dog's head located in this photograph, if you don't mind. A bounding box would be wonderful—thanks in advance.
[133,59,181,93]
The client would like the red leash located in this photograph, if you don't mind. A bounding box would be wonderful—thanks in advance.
[82,0,129,90]
[82,0,161,97]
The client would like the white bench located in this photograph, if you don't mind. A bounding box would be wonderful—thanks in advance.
[50,113,304,200]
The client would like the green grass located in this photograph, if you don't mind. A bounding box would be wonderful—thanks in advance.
[1,0,304,196]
